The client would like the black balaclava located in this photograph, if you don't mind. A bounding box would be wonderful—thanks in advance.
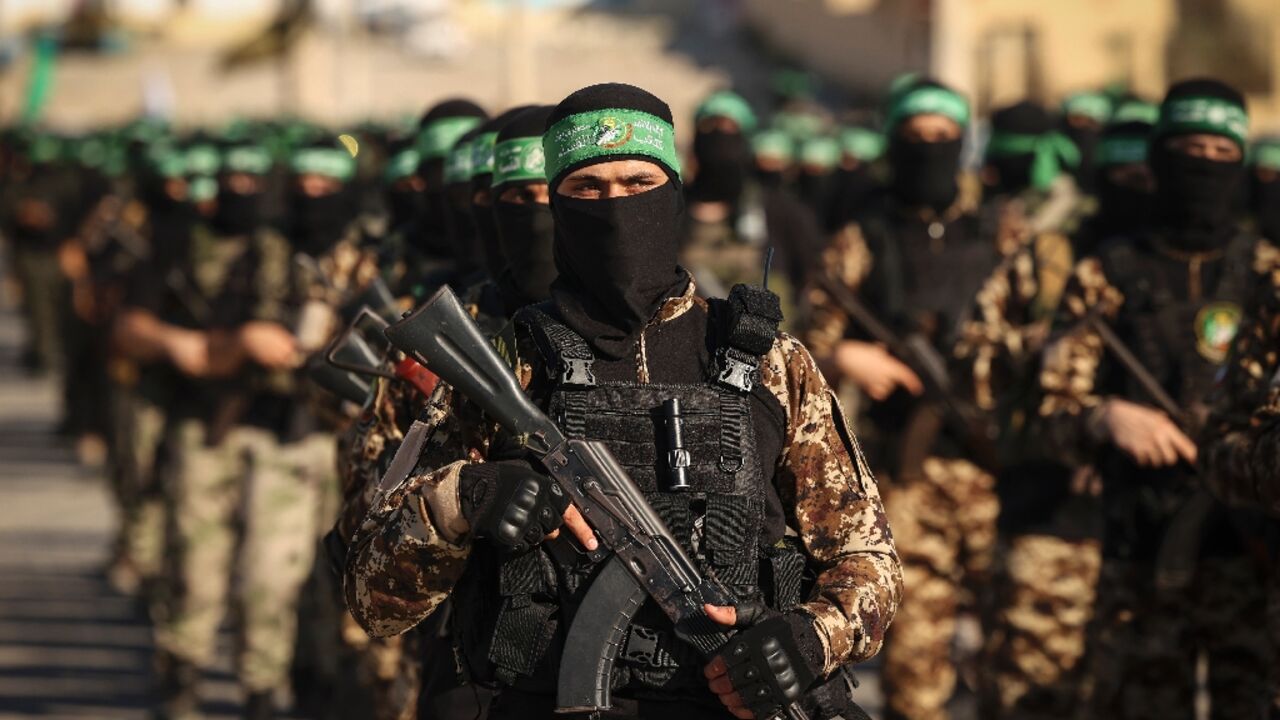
[416,98,487,258]
[687,128,750,204]
[212,175,265,237]
[443,125,485,275]
[1094,121,1155,237]
[384,139,424,230]
[468,106,535,281]
[1063,122,1102,195]
[886,79,964,212]
[546,83,688,360]
[1150,79,1247,252]
[289,175,357,256]
[986,101,1055,196]
[491,106,558,314]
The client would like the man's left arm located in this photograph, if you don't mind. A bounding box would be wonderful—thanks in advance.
[761,333,903,676]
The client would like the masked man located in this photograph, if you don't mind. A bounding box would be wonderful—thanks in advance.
[345,83,901,720]
[1039,78,1275,719]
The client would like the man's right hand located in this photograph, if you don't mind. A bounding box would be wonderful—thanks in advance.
[1099,398,1198,467]
[459,461,598,553]
[833,340,924,401]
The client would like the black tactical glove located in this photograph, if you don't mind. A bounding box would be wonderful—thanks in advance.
[459,461,569,553]
[714,614,822,719]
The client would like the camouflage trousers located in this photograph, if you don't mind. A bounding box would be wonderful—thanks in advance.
[981,534,1101,719]
[11,246,64,372]
[880,457,1000,720]
[154,420,335,692]
[1090,557,1272,720]
[108,388,167,584]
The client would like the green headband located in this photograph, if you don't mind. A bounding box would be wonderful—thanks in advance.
[384,148,421,182]
[1062,92,1113,123]
[752,129,794,161]
[27,135,61,164]
[986,131,1081,190]
[1097,135,1149,166]
[543,108,681,184]
[184,145,222,177]
[839,127,885,161]
[799,136,840,169]
[147,143,187,179]
[1111,100,1159,125]
[470,131,499,178]
[417,116,483,160]
[696,91,757,133]
[885,85,970,133]
[1156,96,1249,149]
[224,145,274,176]
[1250,142,1280,171]
[291,147,355,181]
[444,140,473,184]
[492,136,546,187]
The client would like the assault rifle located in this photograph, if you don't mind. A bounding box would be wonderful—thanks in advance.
[384,287,808,720]
[814,274,1000,473]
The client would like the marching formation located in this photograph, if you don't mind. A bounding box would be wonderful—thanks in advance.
[2,71,1279,720]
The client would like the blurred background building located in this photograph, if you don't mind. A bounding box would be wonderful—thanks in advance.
[0,0,1277,135]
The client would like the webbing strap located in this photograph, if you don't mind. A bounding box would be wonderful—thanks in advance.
[718,391,745,473]
[514,304,597,387]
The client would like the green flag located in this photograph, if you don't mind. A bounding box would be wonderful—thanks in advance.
[22,34,57,124]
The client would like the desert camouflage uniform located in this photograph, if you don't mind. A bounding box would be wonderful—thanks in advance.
[1039,241,1279,720]
[805,178,1015,720]
[345,280,903,689]
[954,226,1101,719]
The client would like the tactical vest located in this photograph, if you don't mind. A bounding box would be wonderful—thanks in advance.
[452,289,805,696]
[1097,232,1259,561]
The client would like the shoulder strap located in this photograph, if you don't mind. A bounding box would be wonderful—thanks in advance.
[1212,233,1260,304]
[709,284,783,393]
[513,302,597,387]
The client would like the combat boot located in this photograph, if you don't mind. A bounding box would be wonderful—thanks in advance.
[153,652,200,720]
[243,690,274,720]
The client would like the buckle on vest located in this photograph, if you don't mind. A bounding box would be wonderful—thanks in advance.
[559,357,596,387]
[716,348,758,392]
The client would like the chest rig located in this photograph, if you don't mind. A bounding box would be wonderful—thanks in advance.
[457,287,802,695]
[1102,234,1257,408]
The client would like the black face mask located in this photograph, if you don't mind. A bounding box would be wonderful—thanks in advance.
[754,167,785,189]
[890,138,961,211]
[415,159,453,257]
[290,188,355,257]
[494,199,557,313]
[986,154,1035,196]
[826,166,878,230]
[688,130,749,204]
[386,186,424,230]
[1152,147,1243,250]
[212,188,264,237]
[472,200,504,281]
[445,183,480,274]
[551,181,687,360]
[1095,175,1152,238]
[1250,175,1280,242]
[1065,126,1101,194]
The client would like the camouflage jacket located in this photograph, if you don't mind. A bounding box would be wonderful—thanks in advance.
[1038,236,1279,466]
[344,279,903,677]
[1202,242,1280,513]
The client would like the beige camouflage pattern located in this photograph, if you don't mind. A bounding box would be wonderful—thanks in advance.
[155,422,334,691]
[1089,558,1271,720]
[982,534,1101,720]
[345,277,902,677]
[879,457,999,720]
[108,386,168,585]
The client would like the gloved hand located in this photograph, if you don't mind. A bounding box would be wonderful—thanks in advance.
[459,461,571,553]
[704,613,823,719]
